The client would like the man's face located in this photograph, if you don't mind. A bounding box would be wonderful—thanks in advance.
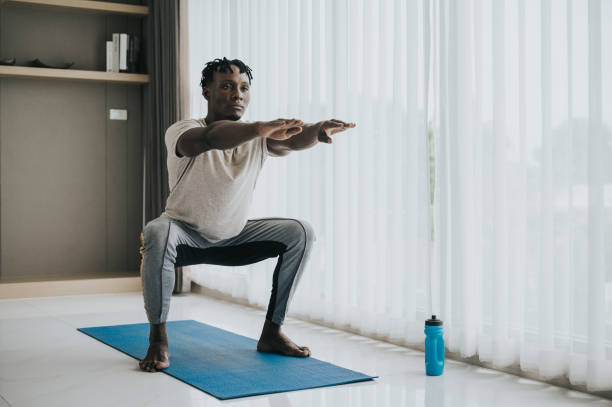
[203,64,251,120]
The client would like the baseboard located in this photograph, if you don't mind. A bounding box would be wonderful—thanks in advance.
[0,275,142,299]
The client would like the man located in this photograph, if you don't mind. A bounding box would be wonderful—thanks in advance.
[138,57,356,372]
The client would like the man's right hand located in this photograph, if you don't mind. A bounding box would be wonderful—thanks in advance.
[256,119,303,140]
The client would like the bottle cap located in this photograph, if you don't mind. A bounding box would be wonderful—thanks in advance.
[425,315,443,326]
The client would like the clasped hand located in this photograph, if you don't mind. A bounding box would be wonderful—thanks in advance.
[257,118,356,143]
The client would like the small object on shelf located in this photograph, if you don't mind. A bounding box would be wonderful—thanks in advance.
[28,58,74,69]
[128,35,141,73]
[0,58,16,66]
[108,33,141,74]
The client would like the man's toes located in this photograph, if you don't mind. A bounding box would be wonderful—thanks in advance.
[155,360,169,370]
[290,346,309,357]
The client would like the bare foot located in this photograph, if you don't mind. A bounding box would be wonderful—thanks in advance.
[257,319,311,357]
[139,323,170,372]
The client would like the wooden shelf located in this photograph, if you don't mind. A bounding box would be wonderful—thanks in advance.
[0,0,148,16]
[0,65,149,84]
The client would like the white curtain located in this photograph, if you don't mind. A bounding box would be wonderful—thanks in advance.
[433,0,612,392]
[182,0,612,393]
[185,0,432,343]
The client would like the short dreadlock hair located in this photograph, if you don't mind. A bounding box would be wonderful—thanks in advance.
[199,57,253,91]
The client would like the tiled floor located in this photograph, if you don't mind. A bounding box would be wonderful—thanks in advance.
[0,292,610,407]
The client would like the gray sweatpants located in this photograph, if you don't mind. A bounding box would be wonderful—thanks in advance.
[139,214,316,325]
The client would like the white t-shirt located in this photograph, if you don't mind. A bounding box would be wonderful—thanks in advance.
[162,118,273,243]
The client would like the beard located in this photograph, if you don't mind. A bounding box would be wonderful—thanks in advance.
[225,109,242,121]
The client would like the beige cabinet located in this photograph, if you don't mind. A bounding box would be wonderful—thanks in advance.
[0,0,148,285]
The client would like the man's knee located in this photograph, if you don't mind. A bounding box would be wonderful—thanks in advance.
[142,217,172,249]
[288,219,316,246]
[300,220,316,243]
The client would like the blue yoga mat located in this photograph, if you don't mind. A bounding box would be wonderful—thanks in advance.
[78,319,376,399]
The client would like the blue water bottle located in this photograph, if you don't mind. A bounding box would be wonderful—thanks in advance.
[425,315,444,376]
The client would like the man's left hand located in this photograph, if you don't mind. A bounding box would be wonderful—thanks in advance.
[317,119,356,144]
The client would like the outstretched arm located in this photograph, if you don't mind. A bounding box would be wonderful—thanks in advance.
[177,119,303,157]
[267,119,356,156]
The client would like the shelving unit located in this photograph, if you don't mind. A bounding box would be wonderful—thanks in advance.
[0,65,149,84]
[0,0,148,294]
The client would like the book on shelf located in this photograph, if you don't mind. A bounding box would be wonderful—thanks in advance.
[112,33,120,73]
[106,33,141,74]
[119,33,128,72]
[127,35,141,74]
[106,41,113,72]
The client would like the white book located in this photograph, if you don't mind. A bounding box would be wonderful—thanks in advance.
[112,33,120,73]
[119,33,128,72]
[106,41,113,72]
